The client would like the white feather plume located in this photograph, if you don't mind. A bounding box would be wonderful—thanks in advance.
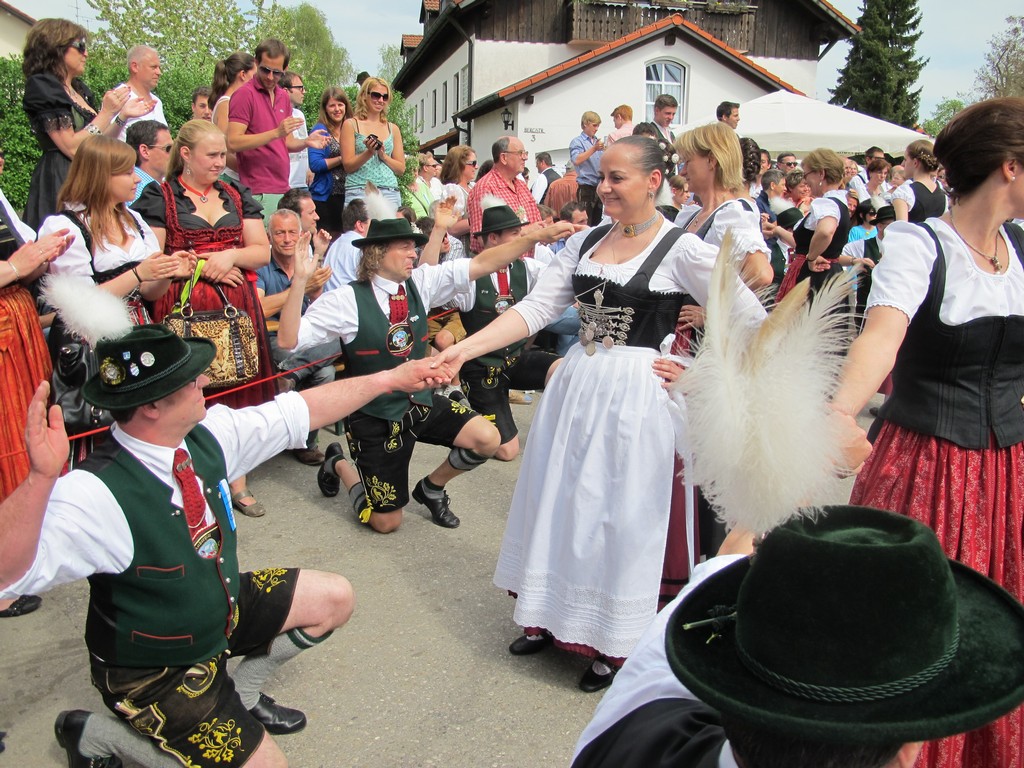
[40,273,133,346]
[363,181,398,222]
[670,234,856,534]
[769,197,796,216]
[481,194,507,211]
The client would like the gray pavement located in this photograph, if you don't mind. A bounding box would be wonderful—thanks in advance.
[0,393,871,767]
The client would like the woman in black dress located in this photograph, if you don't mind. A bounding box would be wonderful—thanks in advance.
[21,18,153,229]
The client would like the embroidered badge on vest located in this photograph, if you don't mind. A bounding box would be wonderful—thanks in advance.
[386,322,414,356]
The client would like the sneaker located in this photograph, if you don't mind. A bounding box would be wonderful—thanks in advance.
[317,442,345,497]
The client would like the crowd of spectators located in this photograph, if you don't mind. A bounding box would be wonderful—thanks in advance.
[3,16,1024,768]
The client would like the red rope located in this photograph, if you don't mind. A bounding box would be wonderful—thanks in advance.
[0,307,463,458]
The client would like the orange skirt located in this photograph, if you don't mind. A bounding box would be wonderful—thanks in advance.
[0,284,52,500]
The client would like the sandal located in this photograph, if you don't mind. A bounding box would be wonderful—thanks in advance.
[231,489,266,518]
[0,594,42,617]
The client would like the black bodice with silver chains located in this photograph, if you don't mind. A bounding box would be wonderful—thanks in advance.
[571,226,688,353]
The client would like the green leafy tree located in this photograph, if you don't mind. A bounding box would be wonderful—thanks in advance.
[829,0,926,128]
[377,44,403,85]
[974,16,1024,99]
[0,57,38,210]
[921,97,966,138]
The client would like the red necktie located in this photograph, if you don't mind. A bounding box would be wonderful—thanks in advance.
[172,448,207,532]
[389,284,408,324]
[496,268,510,295]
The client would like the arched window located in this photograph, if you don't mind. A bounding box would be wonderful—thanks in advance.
[645,59,685,129]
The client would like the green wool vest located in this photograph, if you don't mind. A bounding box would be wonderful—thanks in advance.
[83,425,240,667]
[863,236,881,263]
[342,279,432,422]
[459,262,530,369]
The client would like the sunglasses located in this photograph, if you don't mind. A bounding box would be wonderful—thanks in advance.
[782,161,798,167]
[146,143,173,153]
[69,39,87,54]
[466,160,478,167]
[285,85,306,92]
[258,64,285,78]
[369,91,390,101]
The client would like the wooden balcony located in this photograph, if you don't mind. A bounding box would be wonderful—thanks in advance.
[567,0,756,51]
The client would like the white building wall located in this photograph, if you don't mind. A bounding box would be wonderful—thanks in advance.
[747,56,817,96]
[486,38,776,169]
[472,40,579,97]
[403,42,470,146]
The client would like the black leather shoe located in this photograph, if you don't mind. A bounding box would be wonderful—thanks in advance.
[508,632,553,656]
[579,661,617,693]
[412,480,460,528]
[317,442,345,497]
[55,710,123,768]
[248,693,307,735]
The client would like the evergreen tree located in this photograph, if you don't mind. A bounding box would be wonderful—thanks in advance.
[829,0,926,128]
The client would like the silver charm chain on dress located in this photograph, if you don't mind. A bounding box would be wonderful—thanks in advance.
[576,283,634,355]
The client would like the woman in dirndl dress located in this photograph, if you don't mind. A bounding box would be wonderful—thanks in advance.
[832,97,1024,768]
[133,119,274,517]
[435,136,765,692]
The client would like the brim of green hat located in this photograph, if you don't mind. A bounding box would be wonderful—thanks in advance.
[81,337,217,410]
[351,231,429,248]
[665,555,1024,744]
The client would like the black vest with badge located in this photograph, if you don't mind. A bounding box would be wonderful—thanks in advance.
[876,223,1024,449]
[572,225,688,352]
[342,279,432,422]
[82,425,240,668]
[459,260,530,368]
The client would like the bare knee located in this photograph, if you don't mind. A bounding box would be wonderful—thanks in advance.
[459,416,501,456]
[434,330,455,351]
[369,509,403,533]
[493,439,520,462]
[248,730,288,767]
[323,573,355,629]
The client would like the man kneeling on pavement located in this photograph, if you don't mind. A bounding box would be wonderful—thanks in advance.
[276,214,575,533]
[0,321,453,767]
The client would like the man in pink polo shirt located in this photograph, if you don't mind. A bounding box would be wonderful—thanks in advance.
[227,39,327,216]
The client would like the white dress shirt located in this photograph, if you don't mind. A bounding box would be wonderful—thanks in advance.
[293,260,472,352]
[2,393,310,598]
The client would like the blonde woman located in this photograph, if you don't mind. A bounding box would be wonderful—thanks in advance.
[775,148,851,301]
[341,77,406,207]
[133,120,274,516]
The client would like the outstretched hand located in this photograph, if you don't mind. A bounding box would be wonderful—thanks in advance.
[429,345,467,377]
[25,382,68,480]
[388,358,454,393]
[829,407,871,477]
[533,221,582,244]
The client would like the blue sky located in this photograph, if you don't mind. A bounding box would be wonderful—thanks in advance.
[51,0,1018,120]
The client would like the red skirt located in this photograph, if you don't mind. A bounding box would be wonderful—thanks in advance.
[851,421,1024,768]
[150,274,276,409]
[0,285,52,500]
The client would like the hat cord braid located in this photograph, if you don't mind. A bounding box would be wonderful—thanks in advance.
[736,626,960,703]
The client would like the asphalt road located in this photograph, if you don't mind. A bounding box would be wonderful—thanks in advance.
[0,393,868,767]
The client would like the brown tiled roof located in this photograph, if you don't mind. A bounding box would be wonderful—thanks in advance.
[423,0,439,11]
[402,34,423,50]
[813,0,860,34]
[495,13,802,101]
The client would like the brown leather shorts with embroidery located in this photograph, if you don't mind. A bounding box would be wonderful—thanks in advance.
[89,568,298,767]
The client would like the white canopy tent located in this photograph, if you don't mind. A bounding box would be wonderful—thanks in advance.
[679,90,929,156]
